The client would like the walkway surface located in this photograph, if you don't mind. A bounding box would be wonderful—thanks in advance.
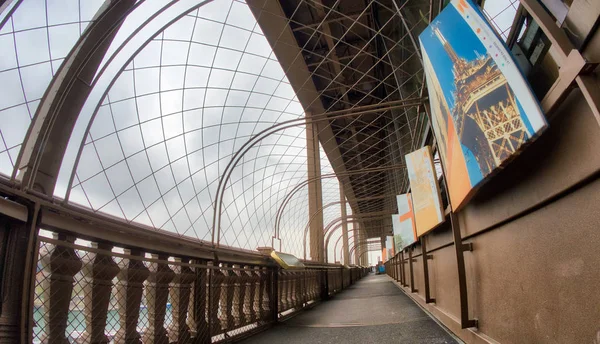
[241,273,459,344]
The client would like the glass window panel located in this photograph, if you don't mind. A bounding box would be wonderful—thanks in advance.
[204,89,228,108]
[111,98,139,131]
[105,160,134,196]
[171,159,190,184]
[117,187,145,220]
[184,65,210,88]
[188,43,216,68]
[134,67,160,97]
[0,69,26,109]
[219,25,251,51]
[198,1,230,22]
[82,172,114,209]
[0,104,30,148]
[154,165,176,194]
[227,1,256,31]
[126,151,153,183]
[160,66,186,92]
[0,34,18,70]
[14,28,50,66]
[183,88,205,111]
[212,48,243,70]
[237,52,267,74]
[95,133,125,167]
[69,184,91,208]
[75,143,103,182]
[183,108,204,132]
[160,89,183,115]
[201,106,224,128]
[48,23,80,60]
[118,126,145,158]
[137,93,162,122]
[163,187,184,215]
[146,142,169,171]
[163,14,195,40]
[245,33,272,58]
[178,178,196,203]
[254,76,279,94]
[11,0,46,31]
[134,40,162,68]
[161,40,190,66]
[172,210,192,233]
[231,72,258,91]
[20,62,53,101]
[109,70,135,102]
[162,114,184,140]
[137,175,161,206]
[147,200,171,227]
[207,68,235,88]
[225,90,250,107]
[90,105,116,139]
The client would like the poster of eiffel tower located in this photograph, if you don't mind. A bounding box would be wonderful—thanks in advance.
[418,0,547,210]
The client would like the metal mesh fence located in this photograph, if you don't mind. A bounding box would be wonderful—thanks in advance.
[32,234,277,344]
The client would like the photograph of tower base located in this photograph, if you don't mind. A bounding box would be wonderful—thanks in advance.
[419,0,547,210]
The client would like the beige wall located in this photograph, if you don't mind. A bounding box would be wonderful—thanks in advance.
[395,85,600,343]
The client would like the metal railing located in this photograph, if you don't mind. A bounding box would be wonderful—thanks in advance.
[30,229,368,343]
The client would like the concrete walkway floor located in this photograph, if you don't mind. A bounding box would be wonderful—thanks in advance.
[241,273,459,344]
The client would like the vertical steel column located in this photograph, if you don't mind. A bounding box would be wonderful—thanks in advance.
[340,188,350,265]
[420,237,435,303]
[451,212,477,328]
[408,246,417,293]
[306,117,325,262]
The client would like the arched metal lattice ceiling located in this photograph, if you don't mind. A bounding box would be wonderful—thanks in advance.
[1,0,527,258]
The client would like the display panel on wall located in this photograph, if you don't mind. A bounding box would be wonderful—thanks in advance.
[392,193,417,251]
[405,146,444,237]
[386,235,395,259]
[418,0,547,210]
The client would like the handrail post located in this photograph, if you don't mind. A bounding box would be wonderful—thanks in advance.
[451,212,478,329]
[420,238,436,304]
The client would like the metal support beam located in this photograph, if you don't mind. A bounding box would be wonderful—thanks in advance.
[340,187,350,265]
[15,0,137,195]
[420,237,435,304]
[450,211,478,329]
[307,119,325,262]
[408,245,417,293]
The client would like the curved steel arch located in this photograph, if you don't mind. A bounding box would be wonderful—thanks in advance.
[13,0,144,191]
[302,211,393,260]
[287,192,400,256]
[64,0,214,201]
[211,98,422,244]
[324,216,392,262]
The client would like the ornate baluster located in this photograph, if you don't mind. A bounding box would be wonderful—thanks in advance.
[277,271,285,311]
[217,264,235,333]
[289,272,297,309]
[78,243,119,344]
[167,258,194,344]
[114,249,149,344]
[230,265,242,327]
[296,272,303,308]
[142,254,175,344]
[243,266,256,324]
[187,260,210,344]
[209,263,222,335]
[253,268,263,322]
[40,233,83,344]
[235,266,247,327]
[260,267,270,321]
